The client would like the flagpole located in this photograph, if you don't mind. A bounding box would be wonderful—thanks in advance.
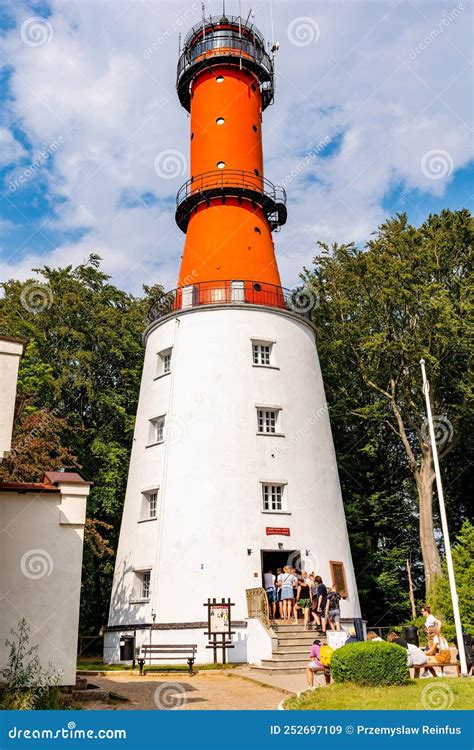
[420,358,468,676]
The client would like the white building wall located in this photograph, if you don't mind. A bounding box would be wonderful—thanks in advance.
[0,337,24,460]
[0,485,89,685]
[106,305,360,662]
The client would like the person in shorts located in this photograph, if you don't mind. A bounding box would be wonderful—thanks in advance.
[325,584,341,631]
[277,566,297,620]
[293,576,312,629]
[306,640,330,687]
[263,569,277,620]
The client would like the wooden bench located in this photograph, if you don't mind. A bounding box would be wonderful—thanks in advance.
[137,644,197,676]
[412,660,464,678]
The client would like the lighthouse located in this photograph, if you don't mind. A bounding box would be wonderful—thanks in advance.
[105,13,360,664]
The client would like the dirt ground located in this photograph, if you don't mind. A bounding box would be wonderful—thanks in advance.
[85,671,290,710]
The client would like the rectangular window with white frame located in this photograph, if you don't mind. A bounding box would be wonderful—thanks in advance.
[251,339,275,367]
[156,348,172,378]
[131,569,152,602]
[148,415,165,445]
[141,570,151,599]
[140,489,159,521]
[262,483,286,512]
[257,407,282,434]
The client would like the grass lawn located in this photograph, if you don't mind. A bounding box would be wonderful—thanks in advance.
[284,679,474,710]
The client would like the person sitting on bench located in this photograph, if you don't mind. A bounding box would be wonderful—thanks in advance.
[306,640,330,688]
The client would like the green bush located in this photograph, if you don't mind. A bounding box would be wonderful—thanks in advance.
[331,642,408,686]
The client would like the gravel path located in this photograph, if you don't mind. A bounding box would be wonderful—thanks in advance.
[84,671,291,710]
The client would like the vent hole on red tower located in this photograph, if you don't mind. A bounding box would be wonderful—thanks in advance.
[253,283,262,292]
[216,117,225,125]
[252,124,258,132]
[254,227,261,234]
[216,75,224,83]
[217,161,225,169]
[254,168,260,176]
[191,132,194,140]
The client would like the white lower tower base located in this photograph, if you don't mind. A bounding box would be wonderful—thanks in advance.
[105,303,360,664]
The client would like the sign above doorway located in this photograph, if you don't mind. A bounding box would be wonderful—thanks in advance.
[265,527,290,536]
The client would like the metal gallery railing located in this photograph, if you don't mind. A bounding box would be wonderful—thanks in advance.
[147,280,314,323]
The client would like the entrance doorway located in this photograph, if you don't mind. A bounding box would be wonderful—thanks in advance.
[261,549,301,587]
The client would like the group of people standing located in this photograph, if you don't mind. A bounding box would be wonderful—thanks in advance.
[263,566,342,632]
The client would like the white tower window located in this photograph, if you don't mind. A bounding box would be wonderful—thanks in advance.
[141,571,151,599]
[257,408,280,434]
[131,569,152,602]
[149,415,165,445]
[156,348,172,378]
[251,340,275,366]
[262,483,285,512]
[140,489,159,520]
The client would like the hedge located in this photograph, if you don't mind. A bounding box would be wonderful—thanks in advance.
[331,642,408,686]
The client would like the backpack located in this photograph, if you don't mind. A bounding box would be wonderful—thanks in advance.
[319,644,334,666]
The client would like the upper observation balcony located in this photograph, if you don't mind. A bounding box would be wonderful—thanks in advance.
[176,15,275,111]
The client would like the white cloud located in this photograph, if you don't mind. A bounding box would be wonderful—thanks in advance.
[0,0,472,293]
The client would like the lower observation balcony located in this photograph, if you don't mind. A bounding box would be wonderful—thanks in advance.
[147,280,313,324]
[175,170,287,232]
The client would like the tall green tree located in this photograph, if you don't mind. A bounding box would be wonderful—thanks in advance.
[304,209,473,596]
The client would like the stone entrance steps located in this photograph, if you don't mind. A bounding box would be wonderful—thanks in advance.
[251,621,327,674]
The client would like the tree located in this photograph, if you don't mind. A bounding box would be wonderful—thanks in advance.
[0,406,77,482]
[304,209,473,596]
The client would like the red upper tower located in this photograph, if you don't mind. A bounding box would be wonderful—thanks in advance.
[175,14,286,299]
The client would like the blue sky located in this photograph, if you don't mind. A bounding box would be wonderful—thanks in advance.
[0,0,472,293]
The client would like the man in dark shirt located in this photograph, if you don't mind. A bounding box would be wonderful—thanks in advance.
[387,631,408,648]
[311,576,328,633]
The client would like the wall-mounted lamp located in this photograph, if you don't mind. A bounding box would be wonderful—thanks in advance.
[305,550,310,557]
[278,543,284,550]
[247,549,253,556]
